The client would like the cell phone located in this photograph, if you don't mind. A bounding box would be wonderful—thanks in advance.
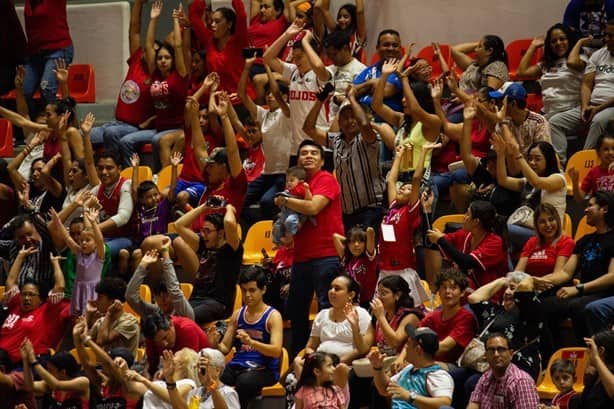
[316,82,335,101]
[242,47,264,58]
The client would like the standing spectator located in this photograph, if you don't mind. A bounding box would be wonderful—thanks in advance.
[303,85,385,230]
[467,333,540,409]
[0,0,26,95]
[21,0,73,115]
[90,0,155,166]
[369,326,454,408]
[550,20,614,153]
[313,0,366,61]
[274,140,343,357]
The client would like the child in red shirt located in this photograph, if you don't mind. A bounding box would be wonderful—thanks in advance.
[571,133,614,203]
[541,359,577,409]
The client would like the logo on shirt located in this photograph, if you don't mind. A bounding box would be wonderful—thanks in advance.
[289,90,316,101]
[150,80,170,109]
[119,80,141,104]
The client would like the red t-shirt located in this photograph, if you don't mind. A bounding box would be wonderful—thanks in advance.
[243,144,265,183]
[0,290,71,363]
[346,253,378,304]
[194,170,249,230]
[150,71,189,131]
[581,166,614,195]
[115,48,154,126]
[432,141,459,173]
[188,0,255,100]
[378,200,421,271]
[420,307,477,363]
[293,170,343,263]
[443,229,508,288]
[520,235,575,277]
[471,119,491,158]
[179,126,205,183]
[24,0,72,53]
[247,14,289,65]
[145,315,209,376]
[551,390,576,409]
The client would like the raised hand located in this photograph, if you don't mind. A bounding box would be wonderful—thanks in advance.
[245,53,258,67]
[367,348,384,368]
[203,72,219,90]
[14,65,26,89]
[382,59,399,76]
[431,78,443,100]
[57,111,72,134]
[84,207,100,224]
[20,338,36,363]
[17,245,38,259]
[140,249,160,267]
[445,70,460,92]
[490,132,507,155]
[369,297,385,320]
[170,151,183,166]
[463,102,477,121]
[80,112,95,135]
[130,153,140,168]
[213,91,229,116]
[30,130,50,147]
[161,349,175,381]
[530,35,545,48]
[343,302,359,327]
[496,96,508,121]
[54,58,69,83]
[107,299,124,318]
[49,253,66,263]
[286,19,305,37]
[151,0,163,19]
[74,190,94,208]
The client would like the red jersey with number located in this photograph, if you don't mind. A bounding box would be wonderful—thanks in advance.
[378,200,420,271]
[115,48,154,126]
[150,71,189,131]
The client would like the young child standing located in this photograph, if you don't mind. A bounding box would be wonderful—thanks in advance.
[378,142,440,305]
[570,132,614,203]
[333,225,377,308]
[294,352,350,409]
[272,166,312,245]
[53,206,105,316]
[539,359,577,409]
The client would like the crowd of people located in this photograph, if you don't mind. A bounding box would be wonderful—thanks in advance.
[2,0,614,408]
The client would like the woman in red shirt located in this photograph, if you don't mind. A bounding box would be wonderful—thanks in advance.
[515,203,575,278]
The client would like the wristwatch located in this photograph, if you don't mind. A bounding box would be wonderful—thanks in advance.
[408,391,417,403]
[576,283,585,295]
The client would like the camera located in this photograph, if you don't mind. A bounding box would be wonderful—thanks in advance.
[205,196,227,208]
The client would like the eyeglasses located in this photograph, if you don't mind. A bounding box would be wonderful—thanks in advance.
[486,347,509,354]
[21,292,40,298]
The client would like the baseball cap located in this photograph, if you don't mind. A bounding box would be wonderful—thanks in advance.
[488,83,527,102]
[405,325,439,356]
[205,147,228,165]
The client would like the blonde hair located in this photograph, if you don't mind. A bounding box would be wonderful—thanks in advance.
[176,348,200,386]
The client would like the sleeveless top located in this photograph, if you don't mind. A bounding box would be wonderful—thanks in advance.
[92,384,140,409]
[46,390,89,409]
[394,121,432,173]
[97,177,130,238]
[230,305,280,379]
[396,363,443,407]
[375,307,424,356]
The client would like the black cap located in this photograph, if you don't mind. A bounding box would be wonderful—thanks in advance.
[405,325,439,356]
[205,147,228,165]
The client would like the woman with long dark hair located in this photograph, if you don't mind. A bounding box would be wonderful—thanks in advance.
[451,34,509,92]
[573,330,614,408]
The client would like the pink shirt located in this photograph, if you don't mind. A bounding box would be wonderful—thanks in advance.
[294,384,349,409]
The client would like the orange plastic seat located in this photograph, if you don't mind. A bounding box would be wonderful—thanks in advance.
[233,284,243,312]
[0,119,14,157]
[575,215,596,242]
[421,280,441,310]
[260,348,289,398]
[432,214,465,232]
[417,44,451,80]
[537,347,588,399]
[0,285,5,301]
[242,220,276,265]
[180,282,193,300]
[157,164,183,191]
[565,149,599,196]
[67,64,96,102]
[506,39,543,80]
[70,347,97,364]
[123,284,152,321]
[120,165,153,183]
[563,213,572,238]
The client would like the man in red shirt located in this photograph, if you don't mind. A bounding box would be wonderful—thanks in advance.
[142,310,209,378]
[274,139,344,357]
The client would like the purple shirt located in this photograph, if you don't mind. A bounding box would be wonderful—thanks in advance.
[138,198,170,241]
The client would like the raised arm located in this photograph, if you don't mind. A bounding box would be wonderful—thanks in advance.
[517,36,544,79]
[85,207,105,260]
[175,204,208,251]
[492,132,524,192]
[223,204,241,251]
[188,0,212,47]
[172,4,189,78]
[212,92,243,178]
[567,35,591,72]
[399,71,441,140]
[340,305,373,363]
[8,131,47,188]
[81,114,101,186]
[460,102,480,175]
[130,153,140,202]
[49,208,80,255]
[372,59,404,127]
[266,63,290,117]
[238,55,259,119]
[302,97,328,146]
[145,0,163,75]
[451,41,479,71]
[263,20,305,74]
[129,0,145,54]
[301,31,331,82]
[386,144,404,205]
[354,0,366,43]
[313,0,336,41]
[348,85,377,143]
[467,277,508,303]
[5,246,37,290]
[0,105,49,134]
[184,96,209,173]
[125,251,158,317]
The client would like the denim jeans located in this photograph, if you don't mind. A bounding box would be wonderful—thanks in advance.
[244,173,286,220]
[24,45,74,115]
[104,237,133,272]
[585,296,614,335]
[272,209,303,244]
[507,223,536,254]
[90,120,139,150]
[288,256,341,357]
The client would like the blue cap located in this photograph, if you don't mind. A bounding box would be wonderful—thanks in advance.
[488,83,527,102]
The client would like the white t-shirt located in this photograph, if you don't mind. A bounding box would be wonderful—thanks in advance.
[143,378,196,409]
[390,363,454,400]
[311,306,371,358]
[282,62,334,153]
[523,172,567,223]
[585,47,614,106]
[256,105,292,174]
[328,58,367,118]
[539,57,585,117]
[185,384,240,409]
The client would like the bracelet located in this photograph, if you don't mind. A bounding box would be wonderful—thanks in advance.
[166,381,177,390]
[31,360,40,367]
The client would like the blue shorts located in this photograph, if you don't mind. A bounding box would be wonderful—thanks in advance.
[175,179,206,207]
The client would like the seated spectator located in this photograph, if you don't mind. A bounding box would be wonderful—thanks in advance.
[467,333,540,409]
[272,166,312,245]
[426,201,508,289]
[0,348,36,409]
[20,339,90,408]
[451,34,509,91]
[210,266,283,408]
[304,84,385,231]
[545,359,578,409]
[572,330,614,408]
[333,226,377,308]
[72,317,147,408]
[493,134,566,253]
[517,24,584,120]
[170,348,240,409]
[515,203,575,277]
[131,348,199,409]
[550,20,614,154]
[368,326,454,408]
[141,310,209,378]
[125,245,195,320]
[538,191,614,360]
[313,0,366,62]
[352,29,404,113]
[90,0,155,163]
[570,131,614,204]
[0,252,68,365]
[173,204,243,325]
[86,277,140,357]
[294,352,351,409]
